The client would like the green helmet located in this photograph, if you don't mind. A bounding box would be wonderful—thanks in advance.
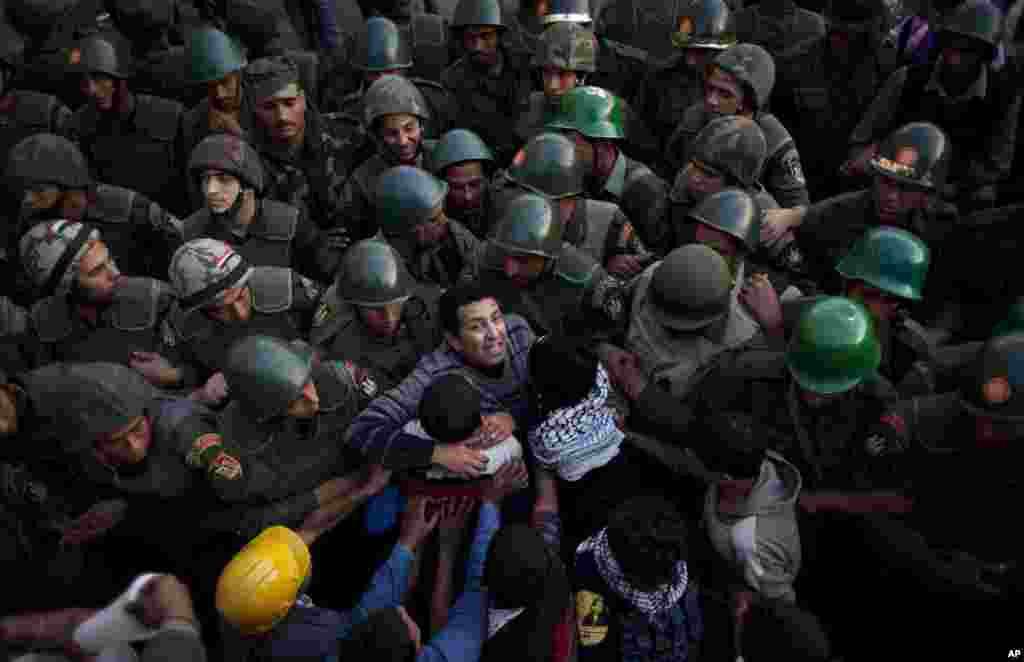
[542,0,592,25]
[545,85,626,140]
[452,0,506,30]
[940,0,1003,58]
[429,129,495,174]
[186,26,248,85]
[785,297,882,395]
[224,335,315,418]
[72,34,135,79]
[648,244,732,331]
[869,122,950,192]
[959,331,1024,422]
[711,43,775,112]
[687,188,760,253]
[671,0,737,50]
[363,74,431,127]
[506,132,586,199]
[489,192,563,260]
[534,22,597,73]
[354,17,413,72]
[836,227,930,302]
[689,116,767,190]
[188,134,265,194]
[374,166,449,236]
[335,238,418,306]
[992,298,1024,338]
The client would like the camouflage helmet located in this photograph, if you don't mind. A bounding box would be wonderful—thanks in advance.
[224,335,315,418]
[959,331,1024,422]
[689,116,767,189]
[430,129,495,174]
[671,0,737,50]
[452,0,506,30]
[107,0,175,35]
[687,188,761,253]
[186,25,248,85]
[354,17,413,72]
[489,192,563,261]
[506,132,586,199]
[785,297,882,395]
[188,134,266,194]
[19,220,102,298]
[5,134,93,193]
[648,243,733,331]
[364,74,431,127]
[542,0,592,25]
[374,166,449,235]
[0,20,26,70]
[534,22,597,73]
[335,238,418,306]
[545,85,627,140]
[940,0,1003,57]
[869,122,951,192]
[168,238,254,316]
[709,43,775,112]
[836,227,930,302]
[71,34,135,79]
[824,0,886,34]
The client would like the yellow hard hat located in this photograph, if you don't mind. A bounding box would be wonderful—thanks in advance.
[215,526,312,635]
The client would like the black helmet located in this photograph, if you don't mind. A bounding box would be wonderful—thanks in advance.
[869,122,951,192]
[939,0,1003,59]
[107,0,175,37]
[506,132,586,199]
[452,0,506,30]
[335,238,418,306]
[354,17,413,72]
[648,244,732,331]
[5,134,92,194]
[489,192,563,261]
[688,116,767,190]
[187,134,266,194]
[687,188,760,253]
[72,34,135,79]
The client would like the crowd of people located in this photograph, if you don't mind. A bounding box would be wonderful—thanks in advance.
[0,0,1021,660]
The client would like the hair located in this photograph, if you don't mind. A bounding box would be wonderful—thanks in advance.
[606,496,689,590]
[528,335,598,414]
[438,281,500,336]
[419,373,483,444]
[704,412,769,479]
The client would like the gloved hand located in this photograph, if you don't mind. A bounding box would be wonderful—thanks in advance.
[324,226,352,251]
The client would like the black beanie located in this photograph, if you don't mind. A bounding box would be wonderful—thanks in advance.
[704,411,771,479]
[529,335,598,414]
[341,607,415,662]
[419,373,483,444]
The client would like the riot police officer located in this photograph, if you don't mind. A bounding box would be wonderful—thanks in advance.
[429,128,497,238]
[182,25,250,159]
[732,0,825,59]
[311,238,442,392]
[104,0,192,104]
[352,0,450,82]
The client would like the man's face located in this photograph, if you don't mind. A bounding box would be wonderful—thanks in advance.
[684,159,727,200]
[463,26,501,68]
[414,205,450,247]
[503,252,548,288]
[77,240,122,303]
[357,300,405,337]
[254,86,307,145]
[80,73,117,112]
[448,297,508,368]
[286,380,320,419]
[873,175,929,224]
[208,72,242,113]
[444,161,487,213]
[95,415,151,467]
[379,113,422,164]
[542,66,579,99]
[201,170,242,214]
[204,286,252,323]
[704,67,745,117]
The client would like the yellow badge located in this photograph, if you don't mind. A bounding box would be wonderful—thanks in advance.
[313,302,335,327]
[576,590,609,646]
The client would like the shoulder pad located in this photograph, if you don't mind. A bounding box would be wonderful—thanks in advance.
[412,13,448,46]
[182,208,212,241]
[556,243,600,287]
[249,266,294,314]
[133,94,184,142]
[29,296,73,343]
[757,113,795,158]
[89,184,137,224]
[11,90,59,130]
[0,297,28,336]
[111,277,174,331]
[411,77,448,94]
[601,38,647,64]
[251,199,299,241]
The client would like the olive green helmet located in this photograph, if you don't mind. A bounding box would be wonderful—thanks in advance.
[335,237,418,306]
[354,17,413,72]
[545,85,626,140]
[869,122,951,192]
[959,331,1024,422]
[186,25,248,85]
[710,43,775,112]
[940,0,1003,58]
[489,192,563,261]
[687,188,761,253]
[374,166,449,236]
[534,22,597,73]
[430,129,495,174]
[648,244,733,331]
[671,0,737,50]
[506,132,586,199]
[188,134,265,194]
[224,335,315,418]
[836,227,930,302]
[689,116,767,190]
[363,74,431,126]
[452,0,506,30]
[72,34,135,79]
[785,297,882,395]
